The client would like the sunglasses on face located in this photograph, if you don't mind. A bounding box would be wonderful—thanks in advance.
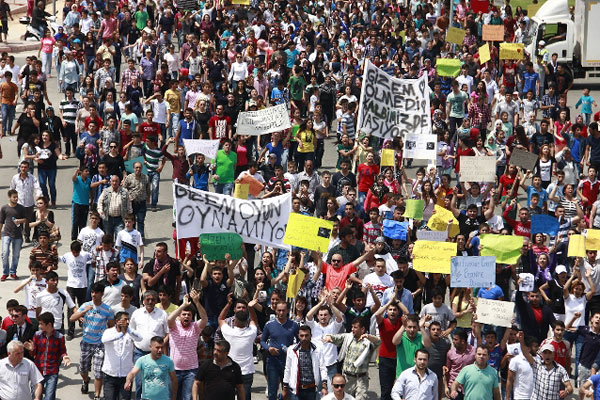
[333,384,345,388]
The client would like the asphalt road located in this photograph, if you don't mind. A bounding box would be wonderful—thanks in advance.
[1,53,597,399]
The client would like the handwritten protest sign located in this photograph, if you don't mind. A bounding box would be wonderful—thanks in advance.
[413,241,456,273]
[568,234,586,257]
[357,60,431,138]
[403,200,425,220]
[284,213,333,252]
[531,215,559,236]
[417,229,448,242]
[451,256,496,288]
[428,205,459,237]
[237,174,265,197]
[586,229,600,251]
[286,270,305,299]
[475,298,515,327]
[436,59,461,77]
[124,156,147,175]
[200,233,243,260]
[403,133,437,160]
[182,139,220,159]
[236,104,291,136]
[480,234,523,264]
[381,149,395,166]
[173,183,291,248]
[446,27,466,45]
[459,156,496,182]
[510,148,538,171]
[479,44,491,64]
[500,43,525,60]
[482,25,504,41]
[177,0,199,9]
[383,220,409,240]
[233,183,249,199]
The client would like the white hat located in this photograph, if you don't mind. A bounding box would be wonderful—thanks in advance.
[539,40,546,46]
[540,343,554,353]
[555,265,568,275]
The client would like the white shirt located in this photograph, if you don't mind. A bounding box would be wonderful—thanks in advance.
[362,272,393,307]
[10,173,42,208]
[21,277,46,319]
[0,357,43,400]
[306,318,344,367]
[564,294,587,327]
[101,326,143,377]
[101,279,126,308]
[60,251,91,288]
[35,288,76,329]
[391,366,438,400]
[321,393,355,400]
[220,323,258,375]
[150,99,169,124]
[79,17,94,34]
[78,226,104,253]
[508,354,534,399]
[228,61,248,82]
[129,306,169,351]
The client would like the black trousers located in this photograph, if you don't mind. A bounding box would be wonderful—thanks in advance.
[66,287,86,336]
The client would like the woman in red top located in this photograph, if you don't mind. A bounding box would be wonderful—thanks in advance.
[357,151,380,209]
[364,174,389,213]
[447,138,475,184]
[498,164,519,199]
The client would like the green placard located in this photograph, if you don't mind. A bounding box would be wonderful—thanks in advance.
[403,199,425,220]
[200,233,243,261]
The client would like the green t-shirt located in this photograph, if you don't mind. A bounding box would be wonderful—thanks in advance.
[215,149,237,184]
[135,354,175,400]
[447,91,468,118]
[455,363,499,400]
[134,10,149,30]
[288,75,306,101]
[396,331,423,377]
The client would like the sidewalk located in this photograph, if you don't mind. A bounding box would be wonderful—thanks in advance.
[1,0,66,53]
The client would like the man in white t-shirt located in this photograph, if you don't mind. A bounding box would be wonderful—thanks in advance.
[14,261,47,321]
[362,258,394,307]
[506,332,536,400]
[35,270,76,332]
[59,240,92,339]
[306,294,345,389]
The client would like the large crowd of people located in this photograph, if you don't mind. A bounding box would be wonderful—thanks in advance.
[0,0,599,399]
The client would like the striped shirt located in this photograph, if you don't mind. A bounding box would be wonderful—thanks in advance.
[59,99,79,125]
[79,301,115,344]
[143,144,163,173]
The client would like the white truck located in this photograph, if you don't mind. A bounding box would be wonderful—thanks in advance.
[524,0,600,78]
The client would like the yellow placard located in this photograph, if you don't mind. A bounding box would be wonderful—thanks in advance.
[233,183,249,199]
[232,0,250,4]
[499,43,524,60]
[381,149,395,167]
[568,235,586,257]
[480,234,523,264]
[446,27,466,45]
[427,205,459,237]
[286,270,306,299]
[283,213,333,252]
[413,240,457,274]
[479,44,491,64]
[586,230,600,251]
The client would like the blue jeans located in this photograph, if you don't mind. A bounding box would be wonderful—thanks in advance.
[168,112,179,140]
[266,356,285,400]
[176,368,197,400]
[564,330,584,380]
[378,357,396,400]
[132,201,147,238]
[41,52,52,75]
[42,373,58,400]
[358,191,367,212]
[133,347,150,400]
[215,182,233,196]
[2,235,22,275]
[289,389,317,400]
[1,103,15,136]
[104,216,124,240]
[148,172,160,207]
[103,375,130,400]
[38,168,57,203]
[326,364,338,392]
[241,373,253,400]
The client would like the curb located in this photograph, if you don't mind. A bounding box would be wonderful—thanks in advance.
[1,3,45,53]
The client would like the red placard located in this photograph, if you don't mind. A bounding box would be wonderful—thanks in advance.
[472,0,490,14]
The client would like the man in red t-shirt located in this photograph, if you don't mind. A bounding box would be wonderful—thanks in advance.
[320,248,373,292]
[375,298,405,400]
[208,104,232,142]
[357,152,380,206]
[138,108,162,143]
[84,104,103,130]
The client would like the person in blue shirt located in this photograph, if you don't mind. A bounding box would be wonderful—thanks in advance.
[71,166,91,241]
[284,43,299,69]
[522,62,540,97]
[581,373,600,399]
[80,120,101,147]
[187,153,210,191]
[270,80,289,106]
[576,88,598,126]
[175,107,200,146]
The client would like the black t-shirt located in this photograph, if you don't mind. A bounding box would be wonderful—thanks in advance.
[17,113,38,142]
[102,153,126,177]
[457,213,486,237]
[314,184,336,217]
[196,358,243,400]
[332,171,357,196]
[530,132,554,154]
[142,257,181,296]
[202,277,230,319]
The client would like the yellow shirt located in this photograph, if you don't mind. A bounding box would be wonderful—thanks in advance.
[157,302,178,315]
[164,88,181,114]
[297,129,316,153]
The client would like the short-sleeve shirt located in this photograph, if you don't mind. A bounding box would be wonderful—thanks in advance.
[447,91,468,118]
[78,301,114,344]
[587,374,600,400]
[135,354,175,400]
[455,363,499,400]
[321,262,357,291]
[419,303,456,330]
[196,358,243,400]
[169,320,202,371]
[378,317,402,359]
[396,332,423,377]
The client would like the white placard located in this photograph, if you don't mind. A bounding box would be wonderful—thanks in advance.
[506,343,521,356]
[173,183,291,249]
[460,156,497,182]
[182,139,220,159]
[236,103,292,136]
[403,133,437,160]
[518,273,535,292]
[356,60,431,138]
[416,230,448,242]
[474,298,515,328]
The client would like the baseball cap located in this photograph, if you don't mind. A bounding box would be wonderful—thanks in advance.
[539,40,546,46]
[555,265,568,274]
[540,343,554,353]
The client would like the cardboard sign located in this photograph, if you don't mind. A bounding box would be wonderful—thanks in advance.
[413,241,457,274]
[518,273,535,292]
[482,25,505,41]
[459,156,496,182]
[233,183,249,199]
[436,59,462,77]
[568,235,586,257]
[586,229,600,251]
[403,199,425,220]
[237,174,265,197]
[381,149,395,167]
[479,44,491,64]
[200,233,243,261]
[232,0,250,4]
[446,27,466,45]
[451,256,496,288]
[499,43,525,60]
[428,205,460,237]
[480,234,523,264]
[474,298,515,328]
[236,104,291,136]
[283,213,333,252]
[510,148,539,171]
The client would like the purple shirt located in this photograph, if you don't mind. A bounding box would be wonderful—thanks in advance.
[445,344,475,386]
